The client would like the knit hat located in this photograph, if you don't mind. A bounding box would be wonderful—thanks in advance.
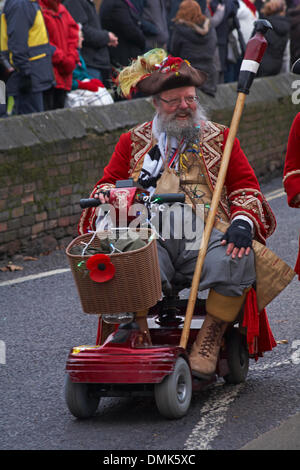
[116,48,207,98]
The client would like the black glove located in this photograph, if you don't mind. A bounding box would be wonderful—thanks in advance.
[19,74,32,94]
[221,219,252,248]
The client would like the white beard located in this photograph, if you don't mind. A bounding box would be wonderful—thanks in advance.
[153,102,208,142]
[137,103,208,195]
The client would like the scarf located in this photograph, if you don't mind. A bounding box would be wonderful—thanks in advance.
[242,0,257,16]
[137,116,186,194]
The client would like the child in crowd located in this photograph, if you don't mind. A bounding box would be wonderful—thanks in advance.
[65,25,114,108]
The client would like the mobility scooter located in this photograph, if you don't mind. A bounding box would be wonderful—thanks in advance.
[64,181,250,420]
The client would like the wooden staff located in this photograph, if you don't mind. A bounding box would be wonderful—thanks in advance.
[180,19,273,349]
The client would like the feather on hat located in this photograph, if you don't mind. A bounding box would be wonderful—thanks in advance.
[116,48,207,98]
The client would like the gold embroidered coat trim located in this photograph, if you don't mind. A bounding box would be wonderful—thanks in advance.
[283,169,300,183]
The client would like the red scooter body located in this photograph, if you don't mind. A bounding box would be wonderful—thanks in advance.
[64,297,245,420]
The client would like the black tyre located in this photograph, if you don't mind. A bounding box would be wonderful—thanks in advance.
[223,328,249,384]
[64,375,100,419]
[154,357,192,419]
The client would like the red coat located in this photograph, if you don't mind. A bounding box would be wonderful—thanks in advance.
[283,113,300,279]
[39,0,79,91]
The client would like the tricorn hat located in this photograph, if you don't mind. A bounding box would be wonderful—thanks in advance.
[116,48,207,98]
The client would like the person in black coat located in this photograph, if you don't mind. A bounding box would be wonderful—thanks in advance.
[131,0,158,40]
[141,0,169,50]
[166,0,207,26]
[100,0,146,69]
[257,0,290,77]
[63,0,118,84]
[169,0,218,96]
[209,0,239,81]
[166,0,207,46]
[287,3,300,65]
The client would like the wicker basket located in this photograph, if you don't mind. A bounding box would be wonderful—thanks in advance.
[66,229,162,314]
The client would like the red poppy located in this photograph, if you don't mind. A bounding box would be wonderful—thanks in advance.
[86,254,115,283]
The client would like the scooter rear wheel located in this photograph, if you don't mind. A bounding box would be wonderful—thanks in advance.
[64,375,100,419]
[223,328,249,384]
[154,357,192,419]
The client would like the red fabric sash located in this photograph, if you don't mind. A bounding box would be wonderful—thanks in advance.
[295,237,300,279]
[242,288,277,360]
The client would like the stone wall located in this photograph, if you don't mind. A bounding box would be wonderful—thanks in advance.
[0,73,298,258]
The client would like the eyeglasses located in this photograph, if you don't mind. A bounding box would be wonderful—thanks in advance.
[158,95,198,108]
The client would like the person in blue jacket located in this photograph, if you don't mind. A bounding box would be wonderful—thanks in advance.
[0,0,55,114]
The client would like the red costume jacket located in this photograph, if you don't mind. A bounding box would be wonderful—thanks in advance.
[283,113,300,279]
[79,120,276,242]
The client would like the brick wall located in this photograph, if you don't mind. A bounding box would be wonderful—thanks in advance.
[0,73,298,258]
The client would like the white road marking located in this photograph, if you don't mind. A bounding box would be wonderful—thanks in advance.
[266,191,286,202]
[184,383,244,450]
[0,340,5,365]
[0,268,70,287]
[249,359,291,371]
[265,188,285,201]
[184,354,298,450]
[291,340,300,365]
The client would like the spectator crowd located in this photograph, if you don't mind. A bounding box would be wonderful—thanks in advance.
[0,0,296,116]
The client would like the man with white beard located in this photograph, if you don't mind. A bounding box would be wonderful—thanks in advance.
[78,49,277,380]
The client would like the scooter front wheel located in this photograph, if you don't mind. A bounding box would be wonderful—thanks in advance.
[64,375,100,419]
[154,357,192,419]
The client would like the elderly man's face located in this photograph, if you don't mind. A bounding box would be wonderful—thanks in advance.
[153,86,207,140]
[155,86,198,123]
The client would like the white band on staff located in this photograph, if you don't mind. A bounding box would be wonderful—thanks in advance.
[240,59,260,74]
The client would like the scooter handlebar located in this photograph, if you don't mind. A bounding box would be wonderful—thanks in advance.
[79,193,186,208]
[80,198,101,208]
[150,193,186,204]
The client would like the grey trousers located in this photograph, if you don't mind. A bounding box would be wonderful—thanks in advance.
[155,206,256,297]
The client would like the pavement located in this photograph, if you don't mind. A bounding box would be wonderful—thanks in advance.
[241,412,300,450]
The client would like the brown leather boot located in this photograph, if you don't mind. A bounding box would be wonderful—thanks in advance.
[189,287,251,379]
[189,313,227,380]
